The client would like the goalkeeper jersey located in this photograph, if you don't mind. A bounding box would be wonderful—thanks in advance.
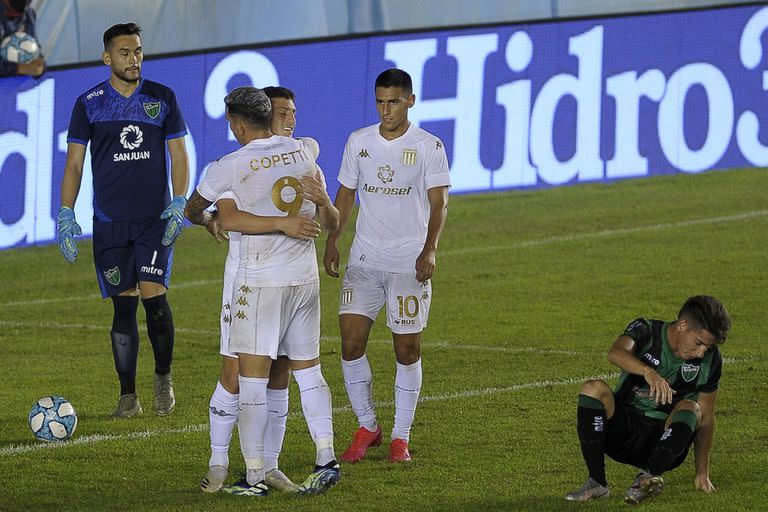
[67,78,187,222]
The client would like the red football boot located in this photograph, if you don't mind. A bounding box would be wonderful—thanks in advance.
[340,425,382,463]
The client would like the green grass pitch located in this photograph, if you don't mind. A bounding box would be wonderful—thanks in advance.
[0,167,766,511]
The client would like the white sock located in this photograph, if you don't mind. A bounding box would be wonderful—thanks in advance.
[293,364,336,466]
[264,387,289,472]
[238,375,269,484]
[392,359,422,442]
[341,354,377,431]
[208,381,239,468]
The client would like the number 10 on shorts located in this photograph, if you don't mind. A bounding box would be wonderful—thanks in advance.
[397,295,419,318]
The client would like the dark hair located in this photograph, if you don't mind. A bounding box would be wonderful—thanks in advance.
[263,86,295,101]
[375,68,412,95]
[224,86,271,129]
[103,23,141,51]
[678,295,731,344]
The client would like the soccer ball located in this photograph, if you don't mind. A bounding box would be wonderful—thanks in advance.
[0,31,40,64]
[28,396,78,442]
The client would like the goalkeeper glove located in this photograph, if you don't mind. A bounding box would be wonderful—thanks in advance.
[57,206,82,263]
[161,195,187,246]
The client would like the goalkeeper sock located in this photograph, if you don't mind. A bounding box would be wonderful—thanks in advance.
[646,410,696,476]
[110,295,140,395]
[576,394,608,486]
[142,294,175,375]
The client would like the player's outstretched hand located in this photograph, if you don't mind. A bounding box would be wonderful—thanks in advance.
[694,474,716,493]
[300,171,331,207]
[415,246,436,283]
[161,195,187,246]
[643,368,675,404]
[323,241,340,278]
[57,206,82,263]
[280,215,321,240]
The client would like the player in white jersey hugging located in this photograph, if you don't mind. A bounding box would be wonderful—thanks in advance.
[189,87,323,494]
[185,86,340,497]
[323,68,451,463]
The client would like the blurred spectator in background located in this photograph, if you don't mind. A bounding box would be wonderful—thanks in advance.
[0,0,45,77]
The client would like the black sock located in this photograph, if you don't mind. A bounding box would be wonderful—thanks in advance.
[646,413,696,476]
[110,295,140,395]
[142,294,174,375]
[576,394,608,486]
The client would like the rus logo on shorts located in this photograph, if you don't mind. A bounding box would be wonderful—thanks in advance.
[104,266,121,286]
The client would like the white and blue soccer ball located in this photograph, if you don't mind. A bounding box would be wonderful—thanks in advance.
[0,31,40,64]
[28,396,78,442]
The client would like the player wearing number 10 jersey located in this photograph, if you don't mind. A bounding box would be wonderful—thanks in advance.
[185,86,340,497]
[323,68,451,463]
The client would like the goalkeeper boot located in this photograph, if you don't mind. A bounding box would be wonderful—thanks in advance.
[340,425,382,463]
[388,438,412,462]
[564,478,610,501]
[200,465,227,493]
[111,393,143,419]
[295,460,340,495]
[265,469,297,492]
[624,471,664,505]
[222,475,269,497]
[154,371,176,415]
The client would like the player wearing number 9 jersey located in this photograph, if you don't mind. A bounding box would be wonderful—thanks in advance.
[185,86,341,496]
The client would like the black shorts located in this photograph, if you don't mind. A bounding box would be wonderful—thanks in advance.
[605,403,691,470]
[92,217,173,298]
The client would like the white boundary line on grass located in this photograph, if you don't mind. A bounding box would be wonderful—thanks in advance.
[2,209,766,309]
[0,372,618,457]
[0,320,582,356]
[0,357,756,457]
[442,209,768,256]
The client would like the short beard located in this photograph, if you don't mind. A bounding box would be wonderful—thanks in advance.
[112,67,141,84]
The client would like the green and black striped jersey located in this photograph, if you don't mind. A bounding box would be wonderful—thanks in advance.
[613,318,721,421]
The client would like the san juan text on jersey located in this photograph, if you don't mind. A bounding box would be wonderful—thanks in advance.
[66,79,187,222]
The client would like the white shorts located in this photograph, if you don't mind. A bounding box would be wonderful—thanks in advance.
[228,278,320,361]
[339,265,431,334]
[219,255,237,358]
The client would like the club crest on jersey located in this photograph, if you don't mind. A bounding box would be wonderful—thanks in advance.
[681,363,700,382]
[104,267,121,286]
[143,101,160,119]
[401,148,417,166]
[377,165,394,183]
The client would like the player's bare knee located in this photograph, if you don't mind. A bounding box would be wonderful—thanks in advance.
[393,343,421,365]
[220,358,240,393]
[341,339,367,361]
[580,379,610,399]
[672,399,701,420]
[268,356,291,389]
